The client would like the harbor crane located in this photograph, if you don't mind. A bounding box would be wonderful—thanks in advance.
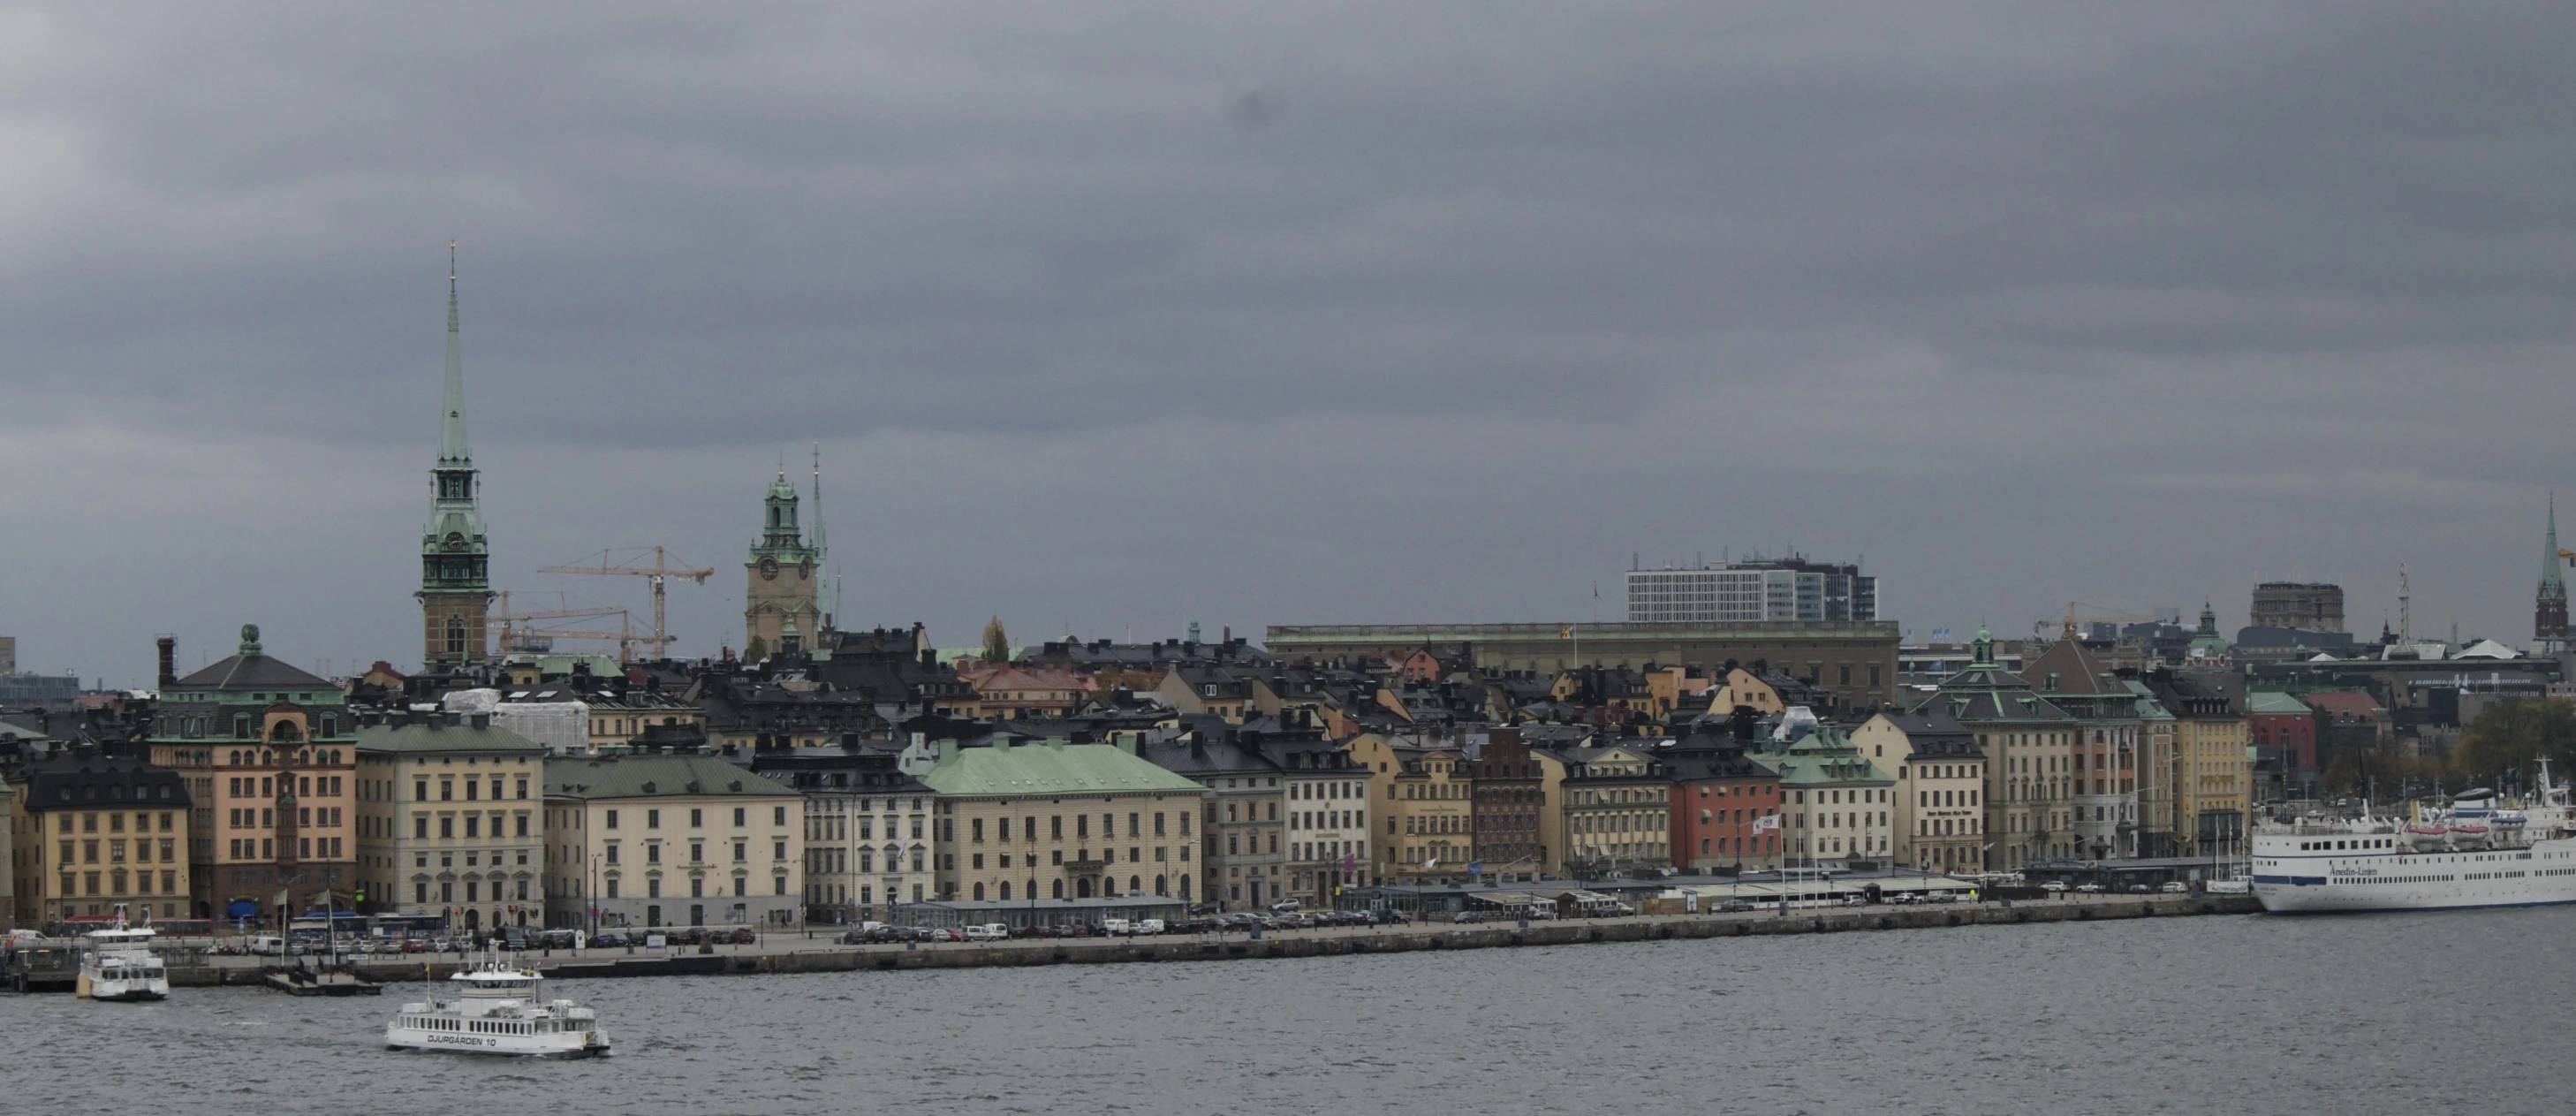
[537,547,714,658]
[485,591,650,660]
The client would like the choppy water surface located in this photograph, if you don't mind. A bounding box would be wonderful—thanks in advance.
[4,910,2565,1115]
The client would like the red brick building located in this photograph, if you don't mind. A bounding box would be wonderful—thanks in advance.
[1665,734,1782,871]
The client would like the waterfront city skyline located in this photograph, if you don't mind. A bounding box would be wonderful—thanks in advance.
[4,4,2574,679]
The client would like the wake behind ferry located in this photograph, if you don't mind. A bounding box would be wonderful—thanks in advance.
[2252,762,2576,914]
[384,945,610,1058]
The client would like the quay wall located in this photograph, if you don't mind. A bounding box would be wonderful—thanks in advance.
[160,895,2259,986]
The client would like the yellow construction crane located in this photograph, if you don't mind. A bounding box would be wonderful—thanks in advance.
[486,591,649,660]
[537,547,715,658]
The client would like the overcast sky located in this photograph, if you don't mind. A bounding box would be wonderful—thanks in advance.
[4,3,2572,684]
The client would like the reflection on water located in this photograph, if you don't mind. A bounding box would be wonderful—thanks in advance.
[2,909,2565,1115]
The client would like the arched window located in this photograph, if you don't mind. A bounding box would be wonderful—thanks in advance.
[1129,875,1141,894]
[444,617,466,657]
[1155,875,1168,896]
[1077,878,1093,899]
[972,882,985,901]
[998,881,1011,900]
[1050,879,1064,900]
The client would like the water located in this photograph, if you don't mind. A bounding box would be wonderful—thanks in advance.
[6,910,2566,1114]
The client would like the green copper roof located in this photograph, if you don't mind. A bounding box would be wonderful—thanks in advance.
[2246,691,2311,715]
[917,742,1208,799]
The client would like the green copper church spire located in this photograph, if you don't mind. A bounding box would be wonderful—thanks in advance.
[420,242,493,665]
[439,239,470,466]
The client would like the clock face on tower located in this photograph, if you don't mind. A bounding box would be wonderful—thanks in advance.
[759,556,779,581]
[799,557,814,581]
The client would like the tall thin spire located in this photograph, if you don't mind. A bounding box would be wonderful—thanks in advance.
[2544,492,2566,596]
[810,442,834,626]
[439,239,470,465]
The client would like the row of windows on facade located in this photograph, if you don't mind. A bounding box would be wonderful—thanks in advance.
[793,813,927,841]
[354,777,534,802]
[965,811,1192,843]
[960,875,1178,902]
[50,837,178,865]
[583,875,788,900]
[227,806,343,830]
[42,810,178,835]
[225,774,344,800]
[406,814,532,839]
[956,844,1190,872]
[415,878,536,904]
[55,869,183,898]
[215,834,346,862]
[166,716,342,741]
[591,839,788,865]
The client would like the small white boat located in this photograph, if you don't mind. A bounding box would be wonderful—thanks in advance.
[383,945,610,1058]
[78,907,168,1002]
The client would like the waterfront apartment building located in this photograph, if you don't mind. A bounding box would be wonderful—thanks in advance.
[1851,710,1986,873]
[5,755,193,925]
[543,752,805,930]
[1257,716,1375,907]
[746,749,936,922]
[1552,744,1673,876]
[1754,723,1895,868]
[1135,727,1283,909]
[353,710,545,931]
[145,627,357,922]
[1349,732,1476,885]
[1623,557,1879,624]
[1916,629,2079,869]
[1664,728,1783,873]
[916,740,1207,907]
[1464,728,1544,883]
[2147,672,2252,857]
[2021,639,2154,860]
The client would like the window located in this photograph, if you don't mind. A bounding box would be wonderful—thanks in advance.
[648,809,661,829]
[690,809,702,828]
[775,806,787,826]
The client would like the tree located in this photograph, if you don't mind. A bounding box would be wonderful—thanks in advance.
[2457,698,2576,790]
[742,635,769,664]
[981,616,1009,664]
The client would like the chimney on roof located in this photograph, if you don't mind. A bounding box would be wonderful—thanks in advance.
[155,636,178,691]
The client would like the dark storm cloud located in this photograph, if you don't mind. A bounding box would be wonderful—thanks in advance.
[3,2,2572,677]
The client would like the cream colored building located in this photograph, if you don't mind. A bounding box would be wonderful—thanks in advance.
[1348,733,1476,884]
[543,751,804,930]
[354,711,546,932]
[2156,677,2252,857]
[1552,744,1672,876]
[918,740,1206,906]
[1852,710,1987,873]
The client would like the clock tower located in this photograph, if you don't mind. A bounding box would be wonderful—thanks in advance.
[417,246,492,666]
[744,468,820,658]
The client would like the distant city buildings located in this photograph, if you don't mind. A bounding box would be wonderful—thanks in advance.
[2250,582,2344,633]
[1625,556,1877,624]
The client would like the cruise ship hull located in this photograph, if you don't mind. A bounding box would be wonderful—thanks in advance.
[2253,833,2576,914]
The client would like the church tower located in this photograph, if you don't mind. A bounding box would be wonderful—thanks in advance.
[2539,495,2568,649]
[743,468,820,658]
[417,244,493,667]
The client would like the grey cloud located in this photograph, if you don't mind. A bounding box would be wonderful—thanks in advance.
[3,2,2572,677]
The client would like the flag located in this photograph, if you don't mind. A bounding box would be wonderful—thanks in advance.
[1753,814,1781,833]
[1424,855,1438,869]
[1559,626,1572,639]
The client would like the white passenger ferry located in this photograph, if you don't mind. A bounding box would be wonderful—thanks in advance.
[2252,765,2576,914]
[77,907,168,1001]
[384,946,610,1058]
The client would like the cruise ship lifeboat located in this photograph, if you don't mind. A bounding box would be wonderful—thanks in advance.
[2448,822,2491,846]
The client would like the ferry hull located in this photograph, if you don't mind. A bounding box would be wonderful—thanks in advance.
[2253,833,2576,914]
[383,1027,610,1058]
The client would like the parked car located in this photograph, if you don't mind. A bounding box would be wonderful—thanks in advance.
[1451,911,1486,923]
[2159,881,2190,893]
[1269,900,1302,913]
[963,923,1009,942]
[1133,918,1166,936]
[725,928,758,945]
[2075,883,2106,894]
[1101,919,1133,937]
[2040,880,2069,893]
[246,935,285,956]
[592,932,628,949]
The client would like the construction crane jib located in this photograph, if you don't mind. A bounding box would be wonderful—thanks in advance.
[537,547,716,658]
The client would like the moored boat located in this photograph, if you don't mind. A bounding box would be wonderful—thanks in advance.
[78,907,168,1002]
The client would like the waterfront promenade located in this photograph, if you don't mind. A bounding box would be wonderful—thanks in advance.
[162,892,2259,987]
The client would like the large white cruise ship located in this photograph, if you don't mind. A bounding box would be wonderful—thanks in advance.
[2253,769,2576,914]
